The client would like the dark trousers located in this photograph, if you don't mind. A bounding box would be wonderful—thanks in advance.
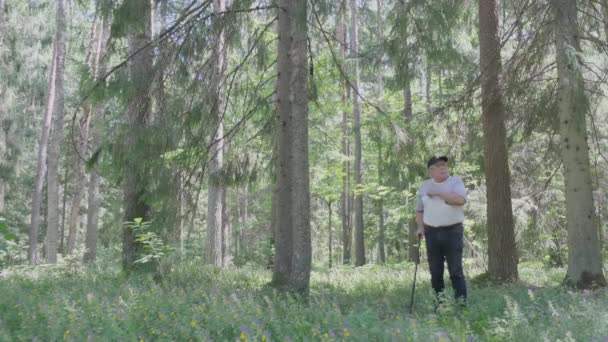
[424,223,467,301]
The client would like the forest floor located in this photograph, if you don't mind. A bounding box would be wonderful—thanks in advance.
[1,258,607,341]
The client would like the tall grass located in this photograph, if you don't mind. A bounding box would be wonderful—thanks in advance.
[0,260,606,341]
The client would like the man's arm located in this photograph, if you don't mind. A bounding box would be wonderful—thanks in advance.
[416,211,424,239]
[433,192,466,206]
[428,178,467,206]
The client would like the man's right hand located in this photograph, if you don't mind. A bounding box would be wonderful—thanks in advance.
[416,227,424,240]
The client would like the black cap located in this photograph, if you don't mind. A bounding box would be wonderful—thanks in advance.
[427,156,449,168]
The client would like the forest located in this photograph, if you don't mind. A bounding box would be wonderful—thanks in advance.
[0,0,607,340]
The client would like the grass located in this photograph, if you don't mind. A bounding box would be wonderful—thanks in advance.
[0,260,607,341]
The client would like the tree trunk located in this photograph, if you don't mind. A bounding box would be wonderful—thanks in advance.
[438,68,443,102]
[403,71,412,120]
[67,18,106,255]
[375,0,386,265]
[222,188,232,266]
[206,0,229,268]
[271,0,311,292]
[328,201,333,268]
[350,0,365,267]
[29,0,65,265]
[238,189,248,259]
[45,0,67,264]
[377,130,386,264]
[0,0,6,213]
[401,54,418,263]
[173,172,185,257]
[84,16,111,264]
[122,0,153,272]
[553,0,606,289]
[60,162,68,253]
[0,0,4,27]
[479,0,518,282]
[425,58,432,115]
[29,43,57,264]
[602,0,608,41]
[337,0,352,266]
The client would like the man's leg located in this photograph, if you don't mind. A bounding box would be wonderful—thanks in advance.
[424,227,445,298]
[446,224,467,302]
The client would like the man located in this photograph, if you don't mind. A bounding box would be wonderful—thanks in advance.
[415,156,467,307]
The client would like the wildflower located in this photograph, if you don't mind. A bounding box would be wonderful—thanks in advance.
[240,325,248,341]
[191,320,197,327]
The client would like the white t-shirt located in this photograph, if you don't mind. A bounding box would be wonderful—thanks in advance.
[415,176,467,227]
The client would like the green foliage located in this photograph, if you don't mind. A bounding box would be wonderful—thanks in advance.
[0,263,607,340]
[0,220,25,269]
[124,218,172,266]
[0,220,17,241]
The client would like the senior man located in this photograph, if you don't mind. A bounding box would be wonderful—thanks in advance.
[415,156,467,307]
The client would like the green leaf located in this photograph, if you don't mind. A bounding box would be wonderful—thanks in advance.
[134,217,143,225]
[85,147,103,172]
[3,233,16,241]
[0,224,7,232]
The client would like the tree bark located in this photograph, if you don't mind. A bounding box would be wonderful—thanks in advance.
[337,0,352,265]
[479,0,518,282]
[67,18,106,255]
[206,0,229,268]
[328,201,333,268]
[45,0,67,264]
[375,0,386,265]
[602,0,608,41]
[271,0,311,292]
[222,187,232,266]
[553,0,606,289]
[238,189,248,259]
[122,0,153,272]
[350,0,365,267]
[29,0,65,265]
[59,162,68,253]
[377,130,386,264]
[30,44,57,264]
[400,45,418,263]
[0,0,4,27]
[0,0,6,213]
[84,16,111,264]
[425,58,432,115]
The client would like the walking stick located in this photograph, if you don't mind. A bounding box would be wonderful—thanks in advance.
[409,235,421,314]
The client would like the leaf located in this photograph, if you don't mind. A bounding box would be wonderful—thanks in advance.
[3,233,16,241]
[0,224,7,232]
[85,147,103,172]
[134,217,143,225]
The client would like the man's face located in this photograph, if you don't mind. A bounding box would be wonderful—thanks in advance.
[429,161,449,179]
